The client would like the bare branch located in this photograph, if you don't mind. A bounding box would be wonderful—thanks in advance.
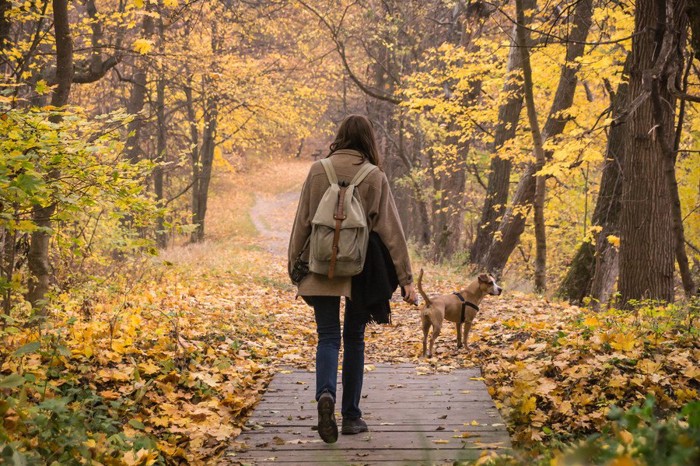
[296,0,401,104]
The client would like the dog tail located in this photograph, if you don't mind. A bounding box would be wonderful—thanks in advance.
[417,268,431,307]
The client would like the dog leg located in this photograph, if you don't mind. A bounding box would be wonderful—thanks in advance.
[421,315,432,357]
[429,322,441,358]
[463,320,473,347]
[456,322,463,349]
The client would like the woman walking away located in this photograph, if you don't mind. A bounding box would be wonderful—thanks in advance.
[288,114,417,444]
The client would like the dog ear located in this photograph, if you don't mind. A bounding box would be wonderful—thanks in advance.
[478,273,490,283]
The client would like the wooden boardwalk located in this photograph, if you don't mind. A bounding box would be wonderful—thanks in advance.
[225,364,511,465]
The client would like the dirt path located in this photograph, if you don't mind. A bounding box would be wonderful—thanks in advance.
[250,191,300,256]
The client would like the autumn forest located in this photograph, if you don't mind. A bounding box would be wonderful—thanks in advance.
[1,0,700,464]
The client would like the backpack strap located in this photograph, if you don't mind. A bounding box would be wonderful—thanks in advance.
[320,158,338,185]
[328,185,348,280]
[350,163,376,186]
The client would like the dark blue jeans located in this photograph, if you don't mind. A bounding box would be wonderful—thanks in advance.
[312,296,366,420]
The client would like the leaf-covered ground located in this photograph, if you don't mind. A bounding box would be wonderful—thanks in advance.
[1,159,699,464]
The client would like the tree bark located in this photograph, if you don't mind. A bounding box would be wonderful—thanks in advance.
[469,0,533,265]
[688,0,700,59]
[26,0,73,308]
[558,55,631,306]
[432,155,467,261]
[184,76,201,242]
[619,0,683,305]
[669,55,697,297]
[650,8,695,297]
[0,0,10,52]
[515,0,547,292]
[430,2,484,261]
[482,0,594,277]
[71,0,121,84]
[154,74,167,248]
[190,97,218,243]
[124,10,155,163]
[154,10,167,249]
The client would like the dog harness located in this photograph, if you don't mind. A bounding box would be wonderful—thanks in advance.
[452,292,479,323]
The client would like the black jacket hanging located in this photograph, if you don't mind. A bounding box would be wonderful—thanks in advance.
[350,232,399,324]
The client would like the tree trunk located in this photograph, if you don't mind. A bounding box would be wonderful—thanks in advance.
[482,0,593,277]
[515,0,547,293]
[26,0,72,308]
[688,0,700,59]
[154,74,167,248]
[669,56,697,297]
[432,159,467,261]
[558,55,631,306]
[124,11,155,163]
[650,8,695,298]
[0,0,10,52]
[469,0,533,265]
[619,0,683,305]
[191,96,218,243]
[430,3,484,261]
[184,77,202,243]
[154,12,167,249]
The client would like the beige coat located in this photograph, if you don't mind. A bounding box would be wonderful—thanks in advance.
[288,150,413,298]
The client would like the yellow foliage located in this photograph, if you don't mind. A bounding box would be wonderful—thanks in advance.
[132,39,153,54]
[584,316,601,327]
[607,235,621,248]
[607,456,640,466]
[610,332,636,352]
[520,396,537,415]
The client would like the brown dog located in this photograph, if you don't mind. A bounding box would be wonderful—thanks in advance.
[417,269,502,357]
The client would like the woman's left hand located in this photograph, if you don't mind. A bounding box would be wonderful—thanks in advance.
[402,284,418,305]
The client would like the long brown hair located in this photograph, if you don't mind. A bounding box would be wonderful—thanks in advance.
[328,115,382,168]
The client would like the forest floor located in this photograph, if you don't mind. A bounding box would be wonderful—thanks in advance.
[2,158,698,464]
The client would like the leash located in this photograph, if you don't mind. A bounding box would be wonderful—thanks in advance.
[452,292,479,323]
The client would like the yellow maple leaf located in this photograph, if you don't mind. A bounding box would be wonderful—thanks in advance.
[99,390,121,400]
[132,39,153,55]
[618,429,633,445]
[583,316,600,327]
[122,448,158,466]
[608,456,639,466]
[684,366,700,381]
[610,332,636,352]
[139,361,160,375]
[607,235,620,247]
[520,396,537,415]
[83,439,97,448]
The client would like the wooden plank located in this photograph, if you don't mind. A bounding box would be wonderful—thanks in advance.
[246,422,506,431]
[260,395,495,404]
[227,449,484,465]
[236,430,509,449]
[247,424,506,434]
[250,408,503,422]
[225,364,511,465]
